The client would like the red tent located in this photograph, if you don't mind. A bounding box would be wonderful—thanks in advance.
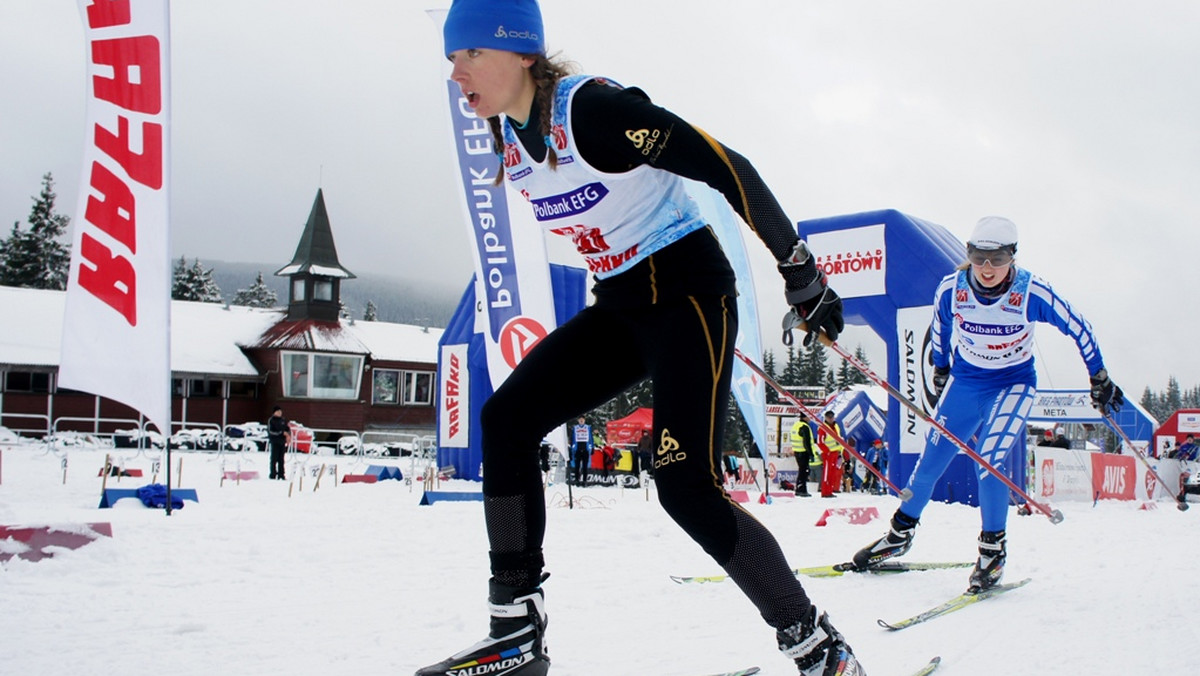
[606,407,653,447]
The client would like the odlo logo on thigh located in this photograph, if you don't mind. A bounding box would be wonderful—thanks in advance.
[654,429,686,470]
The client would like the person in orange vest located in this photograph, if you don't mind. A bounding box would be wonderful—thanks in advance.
[817,410,845,498]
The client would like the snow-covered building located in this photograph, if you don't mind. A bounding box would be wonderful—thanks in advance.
[0,190,443,441]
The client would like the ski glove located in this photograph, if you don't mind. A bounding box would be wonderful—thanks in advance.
[932,365,950,402]
[778,240,844,347]
[1089,369,1124,415]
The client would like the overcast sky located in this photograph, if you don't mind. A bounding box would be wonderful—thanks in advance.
[2,0,1198,402]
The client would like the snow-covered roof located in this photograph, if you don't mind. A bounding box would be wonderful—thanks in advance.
[346,318,443,363]
[170,300,283,377]
[273,263,354,279]
[0,286,444,377]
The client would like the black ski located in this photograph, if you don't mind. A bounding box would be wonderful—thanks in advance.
[878,578,1032,630]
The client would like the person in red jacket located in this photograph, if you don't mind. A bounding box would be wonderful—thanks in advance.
[817,410,845,498]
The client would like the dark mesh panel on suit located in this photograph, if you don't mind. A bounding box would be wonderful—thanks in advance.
[721,508,812,630]
[721,146,800,262]
[485,494,545,589]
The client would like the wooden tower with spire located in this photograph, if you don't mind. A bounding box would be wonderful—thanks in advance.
[274,189,356,322]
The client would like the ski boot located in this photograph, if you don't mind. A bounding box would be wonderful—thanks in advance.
[415,578,549,676]
[850,510,918,570]
[967,530,1006,593]
[777,606,865,676]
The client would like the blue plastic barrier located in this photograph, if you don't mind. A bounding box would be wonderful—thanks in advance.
[99,487,199,509]
[419,491,484,506]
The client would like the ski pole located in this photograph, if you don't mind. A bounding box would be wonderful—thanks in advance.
[1101,411,1189,512]
[782,313,1065,524]
[733,349,907,498]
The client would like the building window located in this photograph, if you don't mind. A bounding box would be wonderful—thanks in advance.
[3,371,51,393]
[189,379,223,398]
[280,351,362,400]
[372,369,400,404]
[314,279,333,301]
[405,371,433,405]
[292,278,306,302]
[371,368,434,406]
[228,381,259,398]
[283,353,309,397]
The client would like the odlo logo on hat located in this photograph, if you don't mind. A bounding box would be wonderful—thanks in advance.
[494,25,540,41]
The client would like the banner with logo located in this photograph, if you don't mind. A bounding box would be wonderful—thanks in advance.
[686,182,768,462]
[895,305,938,456]
[808,223,887,299]
[438,343,470,447]
[60,0,171,434]
[1033,447,1182,502]
[428,11,558,390]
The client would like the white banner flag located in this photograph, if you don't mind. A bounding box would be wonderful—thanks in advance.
[60,0,171,434]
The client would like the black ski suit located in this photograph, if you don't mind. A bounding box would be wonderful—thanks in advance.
[481,79,819,631]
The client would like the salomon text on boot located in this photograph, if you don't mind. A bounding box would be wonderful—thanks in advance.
[777,606,865,676]
[967,530,1006,593]
[851,510,918,570]
[415,578,549,676]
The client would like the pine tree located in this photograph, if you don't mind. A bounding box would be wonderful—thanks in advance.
[0,173,71,289]
[363,300,378,321]
[232,272,278,308]
[1166,376,1182,413]
[763,349,779,405]
[801,342,829,387]
[849,346,872,386]
[835,358,856,389]
[171,256,223,302]
[781,345,802,387]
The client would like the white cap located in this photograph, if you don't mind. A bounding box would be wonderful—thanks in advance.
[968,216,1018,250]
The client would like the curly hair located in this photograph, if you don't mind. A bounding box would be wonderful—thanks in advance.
[486,53,576,184]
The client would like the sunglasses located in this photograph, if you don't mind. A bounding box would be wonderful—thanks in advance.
[967,247,1014,267]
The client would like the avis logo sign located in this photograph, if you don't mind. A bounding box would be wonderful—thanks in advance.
[499,316,548,369]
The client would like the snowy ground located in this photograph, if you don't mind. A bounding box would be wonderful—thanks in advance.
[1,439,1196,676]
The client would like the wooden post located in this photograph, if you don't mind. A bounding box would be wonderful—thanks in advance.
[313,463,326,492]
[101,454,112,492]
[176,456,184,488]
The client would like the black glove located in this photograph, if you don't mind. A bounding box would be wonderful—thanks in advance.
[778,241,844,347]
[932,365,950,401]
[1089,369,1124,415]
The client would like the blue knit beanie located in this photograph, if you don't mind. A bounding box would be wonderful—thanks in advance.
[443,0,545,57]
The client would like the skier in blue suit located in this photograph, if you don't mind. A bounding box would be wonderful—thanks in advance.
[850,216,1125,592]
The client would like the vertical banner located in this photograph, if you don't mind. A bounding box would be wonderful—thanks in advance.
[428,9,566,454]
[438,344,469,447]
[896,305,937,458]
[60,0,171,435]
[686,182,768,462]
[429,10,557,389]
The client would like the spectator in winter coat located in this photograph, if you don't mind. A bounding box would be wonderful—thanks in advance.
[789,412,814,497]
[817,411,845,498]
[266,405,289,481]
[1176,435,1199,462]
